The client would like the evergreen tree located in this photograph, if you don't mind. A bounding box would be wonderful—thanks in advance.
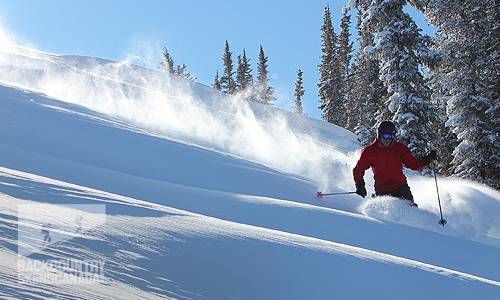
[483,0,500,189]
[256,46,277,105]
[360,0,437,158]
[430,86,458,176]
[220,40,237,95]
[292,68,305,115]
[338,10,355,129]
[317,5,344,125]
[338,10,354,91]
[424,0,500,188]
[175,63,196,81]
[236,49,258,102]
[158,47,175,74]
[347,9,387,145]
[236,54,245,92]
[212,70,221,91]
[158,47,195,81]
[236,49,253,91]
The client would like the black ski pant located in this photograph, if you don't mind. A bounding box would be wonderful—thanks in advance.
[376,183,416,205]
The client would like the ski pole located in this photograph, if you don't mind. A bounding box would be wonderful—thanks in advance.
[317,191,357,199]
[432,159,447,227]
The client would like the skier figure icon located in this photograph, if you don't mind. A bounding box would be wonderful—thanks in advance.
[353,121,437,207]
[75,215,83,233]
[41,223,52,246]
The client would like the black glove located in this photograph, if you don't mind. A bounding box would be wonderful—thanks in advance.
[355,180,367,198]
[422,150,437,166]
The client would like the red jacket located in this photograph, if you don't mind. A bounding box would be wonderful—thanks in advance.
[353,139,426,192]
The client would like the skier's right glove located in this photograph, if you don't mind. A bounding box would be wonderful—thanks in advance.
[355,180,367,198]
[422,150,437,165]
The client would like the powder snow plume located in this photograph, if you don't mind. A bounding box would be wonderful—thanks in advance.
[0,38,359,193]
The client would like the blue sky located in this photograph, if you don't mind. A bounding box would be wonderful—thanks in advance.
[0,0,435,120]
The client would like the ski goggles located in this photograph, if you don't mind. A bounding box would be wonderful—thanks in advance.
[381,133,395,140]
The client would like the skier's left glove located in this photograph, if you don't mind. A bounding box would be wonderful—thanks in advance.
[422,150,437,165]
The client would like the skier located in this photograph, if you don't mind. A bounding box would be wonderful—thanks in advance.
[353,121,436,207]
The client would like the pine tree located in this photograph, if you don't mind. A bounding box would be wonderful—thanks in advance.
[292,68,305,115]
[236,49,258,102]
[256,46,277,105]
[236,49,253,91]
[158,47,175,74]
[212,70,221,91]
[360,0,437,158]
[317,5,343,125]
[338,10,355,129]
[175,63,196,81]
[158,47,195,81]
[338,10,353,91]
[346,9,387,145]
[220,40,237,95]
[430,86,458,176]
[424,0,500,188]
[483,0,500,189]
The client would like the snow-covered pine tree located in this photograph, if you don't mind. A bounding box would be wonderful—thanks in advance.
[429,85,458,176]
[483,0,500,189]
[256,46,276,106]
[423,0,500,188]
[221,40,237,95]
[212,70,221,91]
[292,68,305,115]
[360,0,437,158]
[318,5,344,125]
[411,0,459,176]
[346,9,387,145]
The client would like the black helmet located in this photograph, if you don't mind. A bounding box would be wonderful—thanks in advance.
[378,121,397,135]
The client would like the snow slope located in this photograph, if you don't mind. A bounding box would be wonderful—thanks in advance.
[1,44,500,299]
